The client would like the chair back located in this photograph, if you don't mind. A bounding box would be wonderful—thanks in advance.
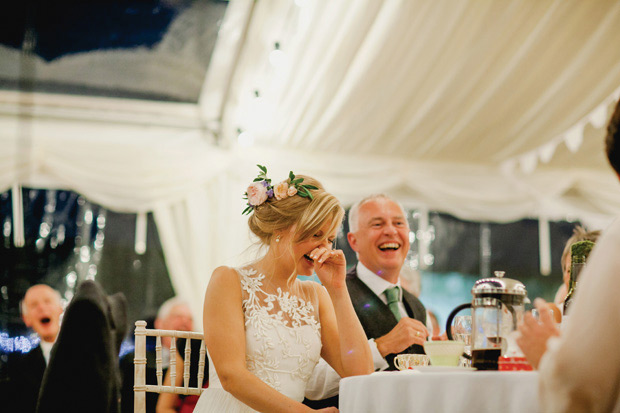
[133,320,206,413]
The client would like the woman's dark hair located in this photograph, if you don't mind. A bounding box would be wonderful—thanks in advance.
[605,99,620,175]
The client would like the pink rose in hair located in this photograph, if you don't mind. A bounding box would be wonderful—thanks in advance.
[247,182,268,206]
[274,181,289,200]
[287,186,298,197]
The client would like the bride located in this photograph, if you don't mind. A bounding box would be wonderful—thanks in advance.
[193,166,373,412]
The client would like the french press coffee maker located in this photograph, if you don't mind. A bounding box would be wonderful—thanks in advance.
[446,271,529,370]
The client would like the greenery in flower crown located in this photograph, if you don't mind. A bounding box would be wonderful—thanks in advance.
[242,164,319,215]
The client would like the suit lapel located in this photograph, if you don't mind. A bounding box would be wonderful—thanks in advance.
[402,291,419,320]
[27,346,47,386]
[347,266,427,367]
[346,268,399,338]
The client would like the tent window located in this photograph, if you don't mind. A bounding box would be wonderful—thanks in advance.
[0,187,175,351]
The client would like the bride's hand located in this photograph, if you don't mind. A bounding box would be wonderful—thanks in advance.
[310,248,346,291]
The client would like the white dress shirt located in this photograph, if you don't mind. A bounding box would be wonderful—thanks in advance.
[40,340,54,365]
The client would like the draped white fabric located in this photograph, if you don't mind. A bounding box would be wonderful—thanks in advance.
[204,0,620,222]
[3,0,620,322]
[0,114,234,318]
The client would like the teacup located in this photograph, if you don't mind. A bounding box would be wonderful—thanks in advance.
[394,354,430,370]
[423,340,465,367]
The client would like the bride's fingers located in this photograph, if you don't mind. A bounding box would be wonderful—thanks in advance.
[313,249,334,264]
[309,247,328,262]
[327,249,345,264]
[310,248,343,265]
[316,250,345,266]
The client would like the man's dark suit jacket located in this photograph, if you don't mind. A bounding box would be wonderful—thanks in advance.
[4,344,47,413]
[304,265,428,409]
[346,266,427,370]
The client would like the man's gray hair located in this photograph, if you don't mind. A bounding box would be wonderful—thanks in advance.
[348,194,407,233]
[156,296,190,321]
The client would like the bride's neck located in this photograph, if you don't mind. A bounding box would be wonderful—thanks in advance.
[253,249,295,288]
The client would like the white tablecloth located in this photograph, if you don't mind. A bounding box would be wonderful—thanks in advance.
[339,370,539,413]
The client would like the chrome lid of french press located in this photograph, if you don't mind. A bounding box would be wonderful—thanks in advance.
[471,271,528,298]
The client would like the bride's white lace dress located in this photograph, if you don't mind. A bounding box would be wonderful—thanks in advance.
[194,267,322,412]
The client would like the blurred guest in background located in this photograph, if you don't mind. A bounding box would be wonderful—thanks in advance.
[400,263,421,297]
[401,264,446,340]
[553,225,600,310]
[156,340,208,413]
[427,310,443,340]
[518,98,620,412]
[120,297,194,413]
[4,284,63,413]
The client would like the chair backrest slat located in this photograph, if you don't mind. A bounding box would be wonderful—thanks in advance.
[133,321,148,413]
[155,335,163,388]
[197,339,206,389]
[184,337,191,388]
[133,321,206,413]
[169,336,177,390]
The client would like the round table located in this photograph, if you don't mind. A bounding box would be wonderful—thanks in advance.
[339,369,539,413]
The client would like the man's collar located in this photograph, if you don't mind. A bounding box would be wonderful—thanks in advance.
[40,340,55,364]
[356,262,402,299]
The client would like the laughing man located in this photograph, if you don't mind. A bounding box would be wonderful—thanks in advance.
[345,194,428,369]
[304,194,428,408]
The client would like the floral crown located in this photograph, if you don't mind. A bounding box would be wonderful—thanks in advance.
[242,165,318,215]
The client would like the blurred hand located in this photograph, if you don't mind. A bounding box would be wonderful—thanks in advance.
[375,317,429,357]
[316,408,338,412]
[545,302,563,324]
[517,298,560,369]
[432,332,448,341]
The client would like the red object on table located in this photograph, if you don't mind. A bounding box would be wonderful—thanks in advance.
[498,356,533,371]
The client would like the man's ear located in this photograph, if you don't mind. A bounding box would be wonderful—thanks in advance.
[22,313,33,328]
[347,232,359,252]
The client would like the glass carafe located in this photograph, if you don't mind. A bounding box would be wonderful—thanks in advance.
[446,271,528,370]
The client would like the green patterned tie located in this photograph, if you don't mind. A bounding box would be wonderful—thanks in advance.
[385,286,402,321]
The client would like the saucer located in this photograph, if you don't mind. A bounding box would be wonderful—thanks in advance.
[413,366,476,372]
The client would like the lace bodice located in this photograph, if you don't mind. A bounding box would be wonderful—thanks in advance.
[207,267,322,403]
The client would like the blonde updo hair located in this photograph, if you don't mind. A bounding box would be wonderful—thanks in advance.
[248,175,344,246]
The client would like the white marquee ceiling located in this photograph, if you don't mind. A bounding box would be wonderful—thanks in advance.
[206,0,620,168]
[199,0,620,226]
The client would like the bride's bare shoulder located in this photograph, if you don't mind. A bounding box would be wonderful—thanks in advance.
[208,266,241,288]
[212,265,238,277]
[297,279,327,302]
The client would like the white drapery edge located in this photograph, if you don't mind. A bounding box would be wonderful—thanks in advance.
[11,183,25,247]
[502,84,620,174]
[539,216,552,276]
[134,212,147,255]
